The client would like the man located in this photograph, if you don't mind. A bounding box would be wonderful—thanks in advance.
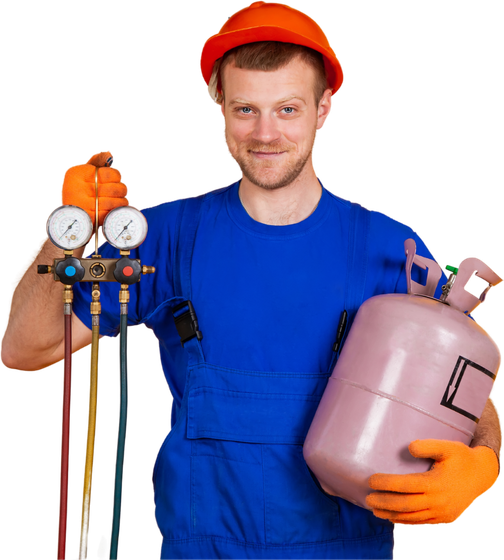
[2,2,500,559]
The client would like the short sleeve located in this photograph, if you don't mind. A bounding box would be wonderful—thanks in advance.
[365,209,447,301]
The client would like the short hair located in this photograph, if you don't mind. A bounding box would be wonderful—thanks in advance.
[208,41,329,106]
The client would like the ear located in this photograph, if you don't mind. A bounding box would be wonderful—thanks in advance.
[316,89,332,130]
[221,101,225,116]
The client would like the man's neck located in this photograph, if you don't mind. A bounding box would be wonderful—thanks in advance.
[238,166,322,226]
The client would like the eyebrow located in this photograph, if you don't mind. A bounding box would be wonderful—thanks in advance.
[229,95,307,106]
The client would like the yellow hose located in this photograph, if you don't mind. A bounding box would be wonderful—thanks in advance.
[79,323,99,559]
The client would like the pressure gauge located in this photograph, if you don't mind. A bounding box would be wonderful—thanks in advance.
[103,206,148,250]
[47,205,94,250]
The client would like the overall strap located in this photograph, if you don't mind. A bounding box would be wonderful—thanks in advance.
[330,202,371,367]
[172,194,206,363]
[345,202,370,325]
[345,202,371,328]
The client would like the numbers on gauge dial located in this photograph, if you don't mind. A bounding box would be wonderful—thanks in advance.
[103,207,148,250]
[47,205,93,250]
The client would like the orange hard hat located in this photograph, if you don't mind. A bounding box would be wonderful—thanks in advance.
[201,1,343,94]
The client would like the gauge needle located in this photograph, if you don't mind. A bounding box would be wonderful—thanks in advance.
[114,220,132,240]
[59,220,77,239]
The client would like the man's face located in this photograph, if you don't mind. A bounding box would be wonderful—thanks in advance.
[221,57,331,190]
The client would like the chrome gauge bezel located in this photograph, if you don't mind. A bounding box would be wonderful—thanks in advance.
[102,206,148,250]
[46,205,94,250]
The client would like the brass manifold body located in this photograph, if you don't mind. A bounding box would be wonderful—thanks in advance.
[39,251,155,294]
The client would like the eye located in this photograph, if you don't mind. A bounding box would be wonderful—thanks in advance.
[280,106,299,117]
[240,107,253,114]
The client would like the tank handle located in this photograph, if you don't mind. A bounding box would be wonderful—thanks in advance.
[404,238,443,297]
[445,258,502,314]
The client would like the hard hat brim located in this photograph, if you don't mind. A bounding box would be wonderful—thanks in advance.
[201,25,343,95]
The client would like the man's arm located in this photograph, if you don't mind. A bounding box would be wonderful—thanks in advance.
[2,154,128,371]
[471,398,501,462]
[2,238,92,371]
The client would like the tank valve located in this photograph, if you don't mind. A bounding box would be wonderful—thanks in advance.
[440,265,458,302]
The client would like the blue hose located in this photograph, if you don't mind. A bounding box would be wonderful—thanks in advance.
[110,312,128,559]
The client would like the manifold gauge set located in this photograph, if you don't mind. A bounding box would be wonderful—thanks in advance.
[38,175,155,560]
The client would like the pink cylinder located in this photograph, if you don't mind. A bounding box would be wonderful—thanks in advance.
[303,243,501,510]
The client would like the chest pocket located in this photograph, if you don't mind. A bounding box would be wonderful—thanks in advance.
[187,363,341,545]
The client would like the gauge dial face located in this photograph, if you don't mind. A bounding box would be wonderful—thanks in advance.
[103,206,148,250]
[47,205,94,250]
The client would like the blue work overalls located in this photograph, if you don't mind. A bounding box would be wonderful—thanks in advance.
[149,194,394,559]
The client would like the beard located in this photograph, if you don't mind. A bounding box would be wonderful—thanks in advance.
[226,128,316,191]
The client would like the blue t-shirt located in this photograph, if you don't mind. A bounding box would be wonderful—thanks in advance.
[73,180,438,421]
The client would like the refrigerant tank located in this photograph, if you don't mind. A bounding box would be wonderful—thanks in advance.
[303,238,501,510]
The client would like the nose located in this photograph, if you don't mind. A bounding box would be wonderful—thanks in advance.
[251,113,281,145]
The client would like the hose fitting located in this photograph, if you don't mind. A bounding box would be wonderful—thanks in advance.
[90,282,101,315]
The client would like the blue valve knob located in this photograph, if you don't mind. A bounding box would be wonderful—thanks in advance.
[55,257,85,285]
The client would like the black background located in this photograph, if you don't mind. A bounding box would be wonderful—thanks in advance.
[2,2,504,559]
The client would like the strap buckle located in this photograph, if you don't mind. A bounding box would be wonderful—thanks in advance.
[172,300,203,347]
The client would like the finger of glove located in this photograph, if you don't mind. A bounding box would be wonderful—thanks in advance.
[64,164,122,184]
[64,182,128,203]
[371,508,436,524]
[408,439,461,461]
[61,181,129,198]
[87,152,113,167]
[366,490,429,513]
[368,472,428,494]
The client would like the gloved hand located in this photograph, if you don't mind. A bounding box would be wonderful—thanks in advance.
[366,439,499,524]
[62,151,128,227]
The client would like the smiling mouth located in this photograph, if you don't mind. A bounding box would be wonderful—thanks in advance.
[250,150,286,157]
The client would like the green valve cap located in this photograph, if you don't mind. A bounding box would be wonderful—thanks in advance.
[446,265,459,275]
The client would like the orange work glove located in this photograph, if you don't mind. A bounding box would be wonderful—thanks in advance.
[62,151,128,227]
[366,439,499,524]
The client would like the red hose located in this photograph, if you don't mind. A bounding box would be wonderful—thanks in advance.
[58,311,72,559]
